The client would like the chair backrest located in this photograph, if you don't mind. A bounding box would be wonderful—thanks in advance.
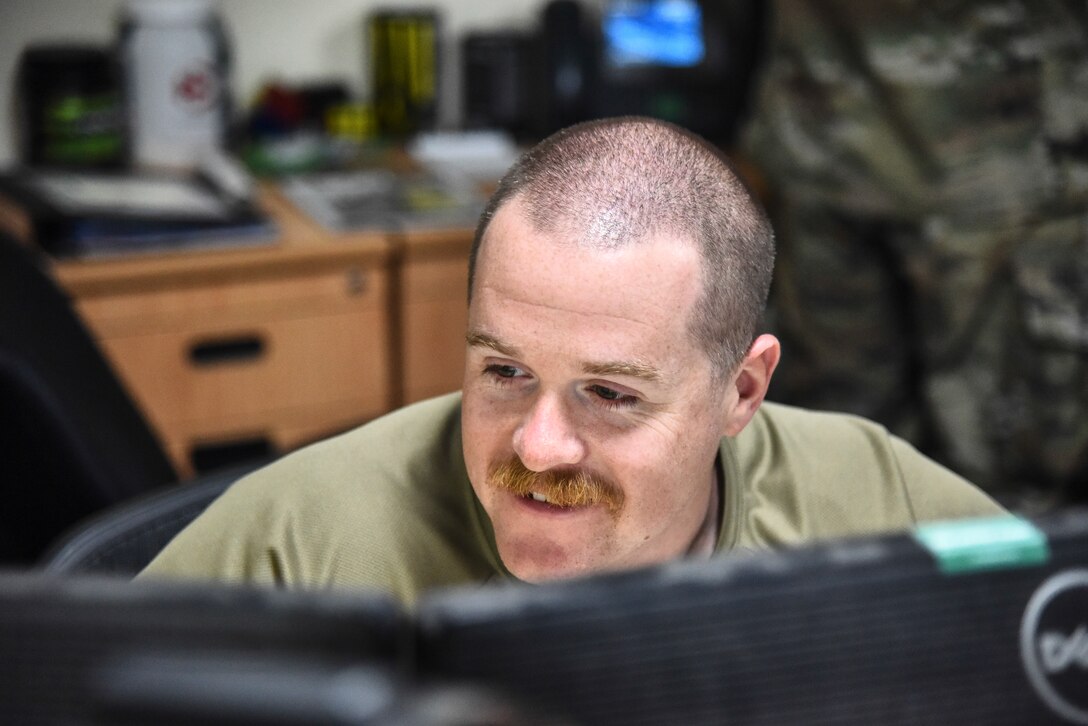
[40,465,251,575]
[0,231,177,564]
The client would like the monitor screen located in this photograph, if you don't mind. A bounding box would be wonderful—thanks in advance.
[0,574,546,725]
[602,0,705,68]
[6,508,1087,725]
[417,509,1088,725]
[0,574,408,724]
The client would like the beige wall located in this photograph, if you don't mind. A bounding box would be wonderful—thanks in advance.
[0,0,547,164]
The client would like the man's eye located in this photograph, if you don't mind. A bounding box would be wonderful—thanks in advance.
[590,384,620,400]
[588,384,637,408]
[485,364,522,379]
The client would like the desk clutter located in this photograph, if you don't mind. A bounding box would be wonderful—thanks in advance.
[5,507,1088,724]
[281,130,518,234]
[6,0,764,254]
[0,160,275,258]
[8,0,441,257]
[11,0,763,175]
[283,169,483,235]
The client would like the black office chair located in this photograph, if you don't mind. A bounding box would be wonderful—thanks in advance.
[40,464,253,575]
[0,230,178,564]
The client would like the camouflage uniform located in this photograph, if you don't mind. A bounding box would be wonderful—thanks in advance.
[743,0,1088,505]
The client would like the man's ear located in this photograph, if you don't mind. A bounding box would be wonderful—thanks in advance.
[722,334,781,437]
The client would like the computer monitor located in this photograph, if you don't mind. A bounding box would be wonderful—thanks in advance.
[591,0,768,145]
[416,508,1088,725]
[10,511,1086,724]
[0,574,411,724]
[602,0,706,69]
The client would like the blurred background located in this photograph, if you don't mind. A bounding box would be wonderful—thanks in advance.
[0,0,766,165]
[1,0,533,161]
[0,0,1085,565]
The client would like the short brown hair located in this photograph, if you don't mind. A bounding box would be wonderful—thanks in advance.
[468,116,775,376]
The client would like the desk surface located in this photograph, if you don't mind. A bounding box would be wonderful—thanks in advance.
[50,186,394,297]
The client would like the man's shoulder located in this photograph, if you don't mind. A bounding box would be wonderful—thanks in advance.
[746,400,893,444]
[232,391,466,505]
[742,402,997,489]
[275,391,461,466]
[730,400,907,502]
[726,401,997,546]
[738,400,955,489]
[142,392,485,599]
[319,391,464,457]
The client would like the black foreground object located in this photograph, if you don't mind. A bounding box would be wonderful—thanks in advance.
[416,508,1088,725]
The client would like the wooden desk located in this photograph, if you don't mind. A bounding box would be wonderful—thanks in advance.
[48,186,474,478]
[395,227,472,405]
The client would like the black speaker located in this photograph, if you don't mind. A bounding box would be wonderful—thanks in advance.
[538,0,596,137]
[461,32,535,141]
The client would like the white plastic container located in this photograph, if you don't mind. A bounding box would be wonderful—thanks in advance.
[120,0,230,170]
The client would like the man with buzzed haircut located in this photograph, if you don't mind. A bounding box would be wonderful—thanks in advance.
[143,117,1002,604]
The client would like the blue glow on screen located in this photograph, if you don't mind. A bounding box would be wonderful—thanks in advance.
[604,0,705,68]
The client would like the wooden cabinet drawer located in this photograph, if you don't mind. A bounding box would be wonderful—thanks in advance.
[76,266,379,336]
[78,267,393,476]
[400,246,470,404]
[98,308,391,424]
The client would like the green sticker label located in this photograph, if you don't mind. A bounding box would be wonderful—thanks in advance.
[913,515,1050,574]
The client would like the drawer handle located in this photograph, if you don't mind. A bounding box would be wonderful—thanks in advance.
[189,334,266,366]
[190,437,274,473]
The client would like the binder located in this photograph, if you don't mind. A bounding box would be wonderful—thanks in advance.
[0,166,276,258]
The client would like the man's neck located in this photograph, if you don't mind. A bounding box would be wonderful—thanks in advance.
[687,466,721,559]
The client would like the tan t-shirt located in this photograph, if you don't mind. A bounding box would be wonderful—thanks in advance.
[141,393,1003,605]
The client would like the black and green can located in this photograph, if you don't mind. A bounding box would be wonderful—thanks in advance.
[16,44,126,169]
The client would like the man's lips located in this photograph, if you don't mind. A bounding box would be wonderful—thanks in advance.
[510,490,597,514]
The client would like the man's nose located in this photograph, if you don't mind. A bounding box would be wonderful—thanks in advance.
[513,392,586,471]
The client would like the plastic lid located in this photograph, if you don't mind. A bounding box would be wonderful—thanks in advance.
[913,515,1050,574]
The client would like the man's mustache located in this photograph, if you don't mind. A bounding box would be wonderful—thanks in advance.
[488,457,625,515]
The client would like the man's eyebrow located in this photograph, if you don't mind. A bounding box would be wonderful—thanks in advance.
[583,360,663,383]
[466,331,520,358]
[467,331,663,382]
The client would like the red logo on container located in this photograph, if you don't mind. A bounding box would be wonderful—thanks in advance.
[174,64,218,110]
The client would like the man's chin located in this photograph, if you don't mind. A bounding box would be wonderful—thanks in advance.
[496,539,597,583]
[504,561,585,584]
